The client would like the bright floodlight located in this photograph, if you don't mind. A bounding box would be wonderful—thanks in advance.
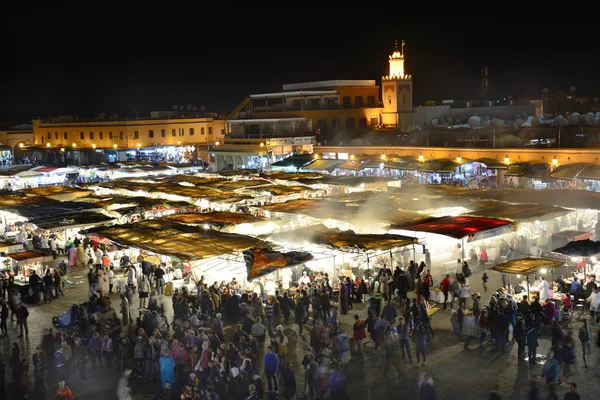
[540,268,547,274]
[202,224,210,230]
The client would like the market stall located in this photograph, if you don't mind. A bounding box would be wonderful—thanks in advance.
[264,223,418,287]
[7,250,54,302]
[389,215,514,273]
[492,257,564,300]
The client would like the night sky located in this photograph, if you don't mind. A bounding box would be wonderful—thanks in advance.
[2,8,598,123]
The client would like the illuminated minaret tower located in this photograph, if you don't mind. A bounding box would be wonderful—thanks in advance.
[382,40,413,132]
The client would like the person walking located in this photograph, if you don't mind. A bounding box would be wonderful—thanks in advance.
[397,317,412,362]
[263,346,279,392]
[155,264,166,295]
[15,302,28,338]
[578,318,592,368]
[415,324,427,366]
[526,324,539,365]
[541,353,561,400]
[138,275,149,309]
[0,299,8,337]
[440,275,450,310]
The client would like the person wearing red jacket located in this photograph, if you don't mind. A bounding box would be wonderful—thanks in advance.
[440,275,451,310]
[352,314,367,354]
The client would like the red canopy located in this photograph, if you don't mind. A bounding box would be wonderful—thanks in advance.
[389,216,513,239]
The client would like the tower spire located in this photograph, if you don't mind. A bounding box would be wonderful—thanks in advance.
[401,40,405,57]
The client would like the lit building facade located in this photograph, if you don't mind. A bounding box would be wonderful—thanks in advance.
[32,117,226,149]
[228,80,384,141]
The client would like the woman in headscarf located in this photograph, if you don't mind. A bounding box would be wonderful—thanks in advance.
[120,294,131,326]
[68,245,78,267]
[159,350,176,389]
[76,243,87,267]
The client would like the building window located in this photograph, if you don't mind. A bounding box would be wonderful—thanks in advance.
[208,127,212,135]
[370,117,378,126]
[41,137,44,144]
[90,132,94,140]
[201,127,205,135]
[346,118,355,129]
[47,132,51,139]
[388,95,392,105]
[221,129,225,135]
[109,132,113,139]
[342,96,351,108]
[332,119,341,131]
[179,128,184,136]
[355,96,363,106]
[189,128,194,136]
[172,129,176,137]
[99,132,103,140]
[317,120,327,134]
[358,118,367,129]
[403,95,407,104]
[134,131,139,139]
[55,132,58,140]
[148,130,154,138]
[119,132,124,140]
[368,96,375,106]
[161,129,166,138]
[63,132,68,139]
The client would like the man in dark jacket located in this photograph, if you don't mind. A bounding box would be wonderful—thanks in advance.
[43,272,54,303]
[495,311,509,353]
[514,316,527,361]
[280,362,296,400]
[28,271,41,304]
[16,302,29,338]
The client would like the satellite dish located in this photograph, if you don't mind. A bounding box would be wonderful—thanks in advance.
[200,105,206,112]
[172,105,178,111]
[467,116,481,128]
[569,86,576,93]
[542,88,549,94]
[515,119,523,127]
[179,106,184,111]
[568,114,580,126]
[192,107,197,112]
[594,98,600,103]
[584,113,595,125]
[187,104,192,111]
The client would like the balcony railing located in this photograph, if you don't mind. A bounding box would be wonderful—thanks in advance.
[248,103,382,113]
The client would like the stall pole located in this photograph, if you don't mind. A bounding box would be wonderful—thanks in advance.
[526,275,530,300]
[461,237,465,261]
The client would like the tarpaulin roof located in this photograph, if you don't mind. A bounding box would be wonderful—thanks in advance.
[552,239,600,257]
[261,172,324,182]
[301,159,343,172]
[390,184,600,212]
[162,212,267,227]
[389,215,513,239]
[267,224,417,251]
[463,201,570,222]
[505,162,529,176]
[335,161,365,171]
[8,250,53,266]
[491,257,564,275]
[271,155,315,168]
[83,220,265,261]
[549,163,592,180]
[240,184,320,196]
[577,164,600,180]
[245,248,314,280]
[417,159,458,173]
[387,158,421,170]
[473,158,508,169]
[82,195,199,211]
[92,180,253,203]
[0,166,35,177]
[32,212,116,231]
[22,186,94,201]
[0,195,98,220]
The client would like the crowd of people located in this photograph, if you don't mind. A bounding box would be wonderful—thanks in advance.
[1,245,598,400]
